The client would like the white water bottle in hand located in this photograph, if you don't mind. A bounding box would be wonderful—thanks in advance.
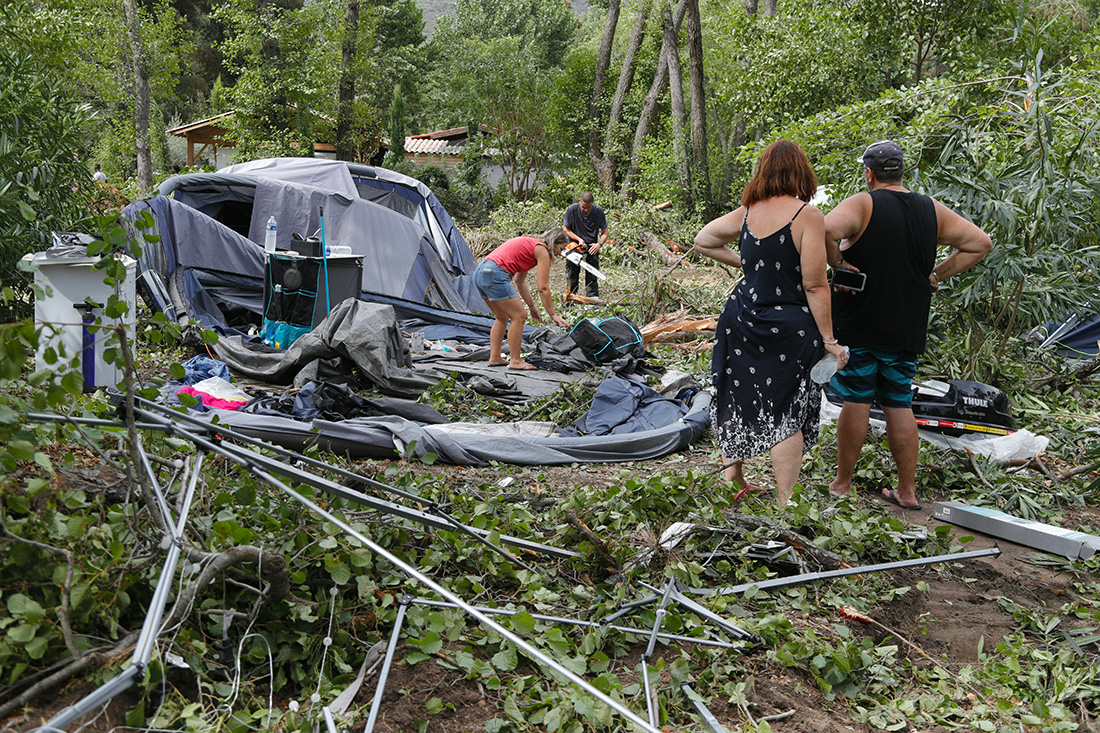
[264,216,278,253]
[811,346,849,384]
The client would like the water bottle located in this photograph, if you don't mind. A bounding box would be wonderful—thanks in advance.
[264,216,278,254]
[811,346,849,385]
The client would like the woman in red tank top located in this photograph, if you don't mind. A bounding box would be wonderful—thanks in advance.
[474,229,571,370]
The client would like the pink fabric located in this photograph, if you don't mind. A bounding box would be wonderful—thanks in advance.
[487,236,544,275]
[177,386,248,411]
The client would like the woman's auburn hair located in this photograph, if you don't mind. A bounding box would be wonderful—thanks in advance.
[740,140,818,207]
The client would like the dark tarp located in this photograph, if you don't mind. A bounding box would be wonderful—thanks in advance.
[191,377,711,466]
[1035,312,1100,357]
[211,299,433,397]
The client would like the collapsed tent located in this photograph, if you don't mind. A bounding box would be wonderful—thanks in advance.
[192,376,712,466]
[1033,311,1100,357]
[221,158,475,280]
[122,165,487,335]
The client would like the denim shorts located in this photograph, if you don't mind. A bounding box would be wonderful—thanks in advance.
[474,259,518,301]
[830,347,919,408]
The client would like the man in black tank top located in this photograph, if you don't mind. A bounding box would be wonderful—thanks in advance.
[823,141,992,510]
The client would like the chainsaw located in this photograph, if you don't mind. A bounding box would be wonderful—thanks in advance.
[563,241,607,280]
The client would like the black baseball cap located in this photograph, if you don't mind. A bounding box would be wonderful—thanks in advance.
[858,140,904,172]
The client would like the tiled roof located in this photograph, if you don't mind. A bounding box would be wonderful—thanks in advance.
[405,137,466,156]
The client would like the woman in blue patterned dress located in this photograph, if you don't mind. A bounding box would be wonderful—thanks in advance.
[694,140,848,506]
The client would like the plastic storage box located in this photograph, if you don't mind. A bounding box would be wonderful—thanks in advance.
[23,249,137,390]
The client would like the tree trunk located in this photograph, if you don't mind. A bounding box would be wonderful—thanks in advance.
[336,0,359,161]
[666,7,688,192]
[598,0,653,188]
[122,0,152,192]
[717,114,745,209]
[588,0,621,176]
[743,0,757,13]
[684,0,710,211]
[763,0,777,15]
[620,0,688,200]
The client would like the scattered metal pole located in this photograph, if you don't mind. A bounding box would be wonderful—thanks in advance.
[641,659,657,727]
[118,416,661,733]
[322,706,338,733]
[409,599,743,649]
[130,402,577,564]
[679,683,729,733]
[364,596,411,733]
[641,581,676,727]
[689,545,1003,597]
[32,452,205,733]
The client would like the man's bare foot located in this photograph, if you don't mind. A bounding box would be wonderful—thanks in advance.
[507,361,539,371]
[828,478,851,499]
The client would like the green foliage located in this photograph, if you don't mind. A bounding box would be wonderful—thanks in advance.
[218,0,336,160]
[425,31,566,199]
[921,36,1100,379]
[387,84,407,161]
[0,51,99,322]
[445,0,577,71]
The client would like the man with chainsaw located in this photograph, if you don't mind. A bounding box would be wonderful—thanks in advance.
[562,192,609,302]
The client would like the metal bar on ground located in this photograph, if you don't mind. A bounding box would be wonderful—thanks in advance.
[643,581,677,661]
[131,452,205,667]
[29,407,576,563]
[29,665,143,733]
[140,417,660,733]
[679,683,729,733]
[212,437,543,572]
[130,406,579,561]
[322,706,338,733]
[601,593,660,624]
[690,546,1002,597]
[364,596,411,733]
[32,453,205,733]
[641,659,657,727]
[27,412,163,430]
[409,599,743,649]
[135,432,177,532]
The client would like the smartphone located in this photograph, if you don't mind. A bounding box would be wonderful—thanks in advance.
[831,268,867,292]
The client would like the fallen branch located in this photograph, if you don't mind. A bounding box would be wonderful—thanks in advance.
[639,230,681,266]
[967,450,993,489]
[0,630,140,721]
[0,514,80,658]
[1057,459,1100,482]
[164,544,312,632]
[715,513,847,571]
[1031,354,1100,390]
[564,509,622,574]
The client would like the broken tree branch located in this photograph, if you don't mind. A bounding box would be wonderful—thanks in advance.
[1057,459,1100,482]
[564,509,622,575]
[0,513,80,658]
[1032,354,1100,390]
[0,630,141,721]
[714,513,847,571]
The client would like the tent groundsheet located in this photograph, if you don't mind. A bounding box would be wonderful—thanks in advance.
[192,377,711,466]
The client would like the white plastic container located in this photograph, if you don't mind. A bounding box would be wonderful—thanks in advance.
[23,251,137,390]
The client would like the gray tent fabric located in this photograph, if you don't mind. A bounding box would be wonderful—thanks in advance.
[211,299,434,397]
[222,158,359,199]
[221,158,477,276]
[132,171,483,335]
[195,386,712,466]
